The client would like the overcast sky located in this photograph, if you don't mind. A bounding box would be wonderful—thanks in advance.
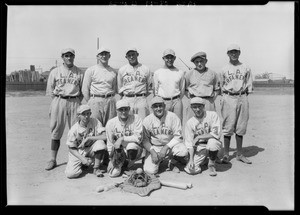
[6,2,294,79]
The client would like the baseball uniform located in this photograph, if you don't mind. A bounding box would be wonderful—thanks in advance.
[219,62,253,136]
[82,64,118,127]
[118,63,152,119]
[153,67,185,122]
[105,113,144,177]
[142,111,188,174]
[65,117,107,178]
[184,111,222,174]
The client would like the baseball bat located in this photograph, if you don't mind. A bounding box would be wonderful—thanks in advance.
[160,180,193,190]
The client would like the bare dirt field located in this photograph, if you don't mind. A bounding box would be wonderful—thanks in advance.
[5,87,294,211]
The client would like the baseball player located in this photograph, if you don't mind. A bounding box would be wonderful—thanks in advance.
[118,48,152,119]
[81,47,118,127]
[142,96,188,175]
[45,48,84,171]
[219,44,253,164]
[184,97,222,176]
[105,99,144,177]
[65,104,107,178]
[153,49,185,123]
[185,51,220,120]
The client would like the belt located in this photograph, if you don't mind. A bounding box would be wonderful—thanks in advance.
[162,95,180,101]
[91,94,114,98]
[223,91,247,96]
[190,94,212,99]
[195,141,207,146]
[123,93,146,97]
[55,95,78,99]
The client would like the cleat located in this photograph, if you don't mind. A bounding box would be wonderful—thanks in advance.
[236,155,252,164]
[45,160,57,171]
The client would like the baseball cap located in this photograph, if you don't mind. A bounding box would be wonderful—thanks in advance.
[61,48,75,56]
[126,47,138,55]
[163,49,176,57]
[97,47,110,55]
[150,96,165,107]
[77,104,91,115]
[227,44,240,52]
[190,97,205,105]
[190,52,207,62]
[116,99,130,109]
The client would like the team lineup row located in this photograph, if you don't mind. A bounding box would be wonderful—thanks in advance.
[45,44,254,179]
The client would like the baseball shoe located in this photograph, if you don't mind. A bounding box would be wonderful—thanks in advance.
[167,160,180,173]
[208,164,217,176]
[93,168,104,177]
[220,155,230,164]
[236,155,252,164]
[45,160,57,171]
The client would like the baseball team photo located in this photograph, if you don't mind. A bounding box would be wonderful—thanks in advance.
[5,3,294,211]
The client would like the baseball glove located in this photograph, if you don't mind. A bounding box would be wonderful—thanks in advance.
[107,147,126,177]
[120,169,161,197]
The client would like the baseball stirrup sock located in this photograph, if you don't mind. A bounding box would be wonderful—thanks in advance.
[51,139,60,151]
[208,150,218,161]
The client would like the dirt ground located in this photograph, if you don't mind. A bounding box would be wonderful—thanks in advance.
[5,88,294,210]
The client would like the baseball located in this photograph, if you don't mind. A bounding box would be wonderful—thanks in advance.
[136,168,143,174]
[95,185,105,192]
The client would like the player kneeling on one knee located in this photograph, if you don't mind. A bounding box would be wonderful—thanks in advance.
[184,97,222,176]
[105,99,144,178]
[142,96,188,175]
[65,104,108,179]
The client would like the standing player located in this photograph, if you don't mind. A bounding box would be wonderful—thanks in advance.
[219,44,253,164]
[81,47,118,127]
[118,48,152,119]
[185,51,220,119]
[65,104,107,178]
[105,99,144,177]
[142,96,188,175]
[184,97,222,176]
[45,48,84,171]
[153,49,185,123]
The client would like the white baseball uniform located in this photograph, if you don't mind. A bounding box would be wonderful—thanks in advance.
[153,67,185,122]
[118,63,152,119]
[46,64,84,140]
[81,64,118,126]
[65,117,107,178]
[142,111,188,174]
[184,111,222,170]
[219,62,253,136]
[185,68,220,119]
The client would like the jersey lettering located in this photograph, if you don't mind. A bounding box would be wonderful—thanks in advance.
[150,122,173,136]
[123,71,146,86]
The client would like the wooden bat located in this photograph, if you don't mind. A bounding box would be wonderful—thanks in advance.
[160,180,193,190]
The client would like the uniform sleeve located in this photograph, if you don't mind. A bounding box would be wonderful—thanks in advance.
[167,114,183,148]
[245,66,253,93]
[184,70,191,93]
[81,67,92,101]
[218,70,225,93]
[66,125,78,148]
[117,68,123,94]
[95,119,106,135]
[123,115,143,144]
[184,119,194,149]
[105,120,115,147]
[209,112,222,140]
[46,69,56,96]
[213,70,220,91]
[113,69,118,94]
[146,67,152,94]
[142,119,152,144]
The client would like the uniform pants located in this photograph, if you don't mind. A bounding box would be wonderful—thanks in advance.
[123,96,149,120]
[220,94,249,136]
[49,96,81,140]
[88,96,116,127]
[65,140,107,178]
[163,98,183,123]
[143,143,188,175]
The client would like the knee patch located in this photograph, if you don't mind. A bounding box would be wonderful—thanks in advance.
[127,149,138,161]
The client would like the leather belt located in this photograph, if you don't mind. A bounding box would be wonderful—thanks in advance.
[223,91,247,96]
[190,94,212,99]
[162,95,180,101]
[123,93,146,97]
[55,95,78,99]
[92,94,114,98]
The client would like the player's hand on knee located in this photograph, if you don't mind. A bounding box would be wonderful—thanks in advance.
[150,150,160,164]
[82,157,93,166]
[159,145,169,159]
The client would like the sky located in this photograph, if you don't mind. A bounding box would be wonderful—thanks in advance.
[6,2,294,79]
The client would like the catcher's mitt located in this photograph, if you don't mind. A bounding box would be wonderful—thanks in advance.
[107,147,126,177]
[120,168,161,197]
